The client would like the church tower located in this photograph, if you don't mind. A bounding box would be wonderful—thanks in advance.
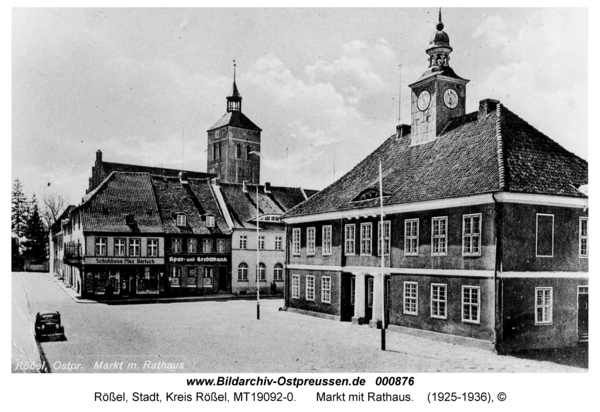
[207,63,262,184]
[408,10,469,145]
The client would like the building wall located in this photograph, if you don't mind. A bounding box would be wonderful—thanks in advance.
[288,221,343,267]
[232,229,286,294]
[86,235,165,258]
[500,203,588,272]
[286,269,341,317]
[389,274,495,342]
[499,276,588,351]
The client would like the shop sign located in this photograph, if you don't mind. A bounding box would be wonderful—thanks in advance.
[168,255,228,264]
[84,257,165,265]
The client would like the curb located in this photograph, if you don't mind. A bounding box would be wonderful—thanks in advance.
[46,273,284,305]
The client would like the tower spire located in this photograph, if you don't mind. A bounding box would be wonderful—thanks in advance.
[227,59,242,112]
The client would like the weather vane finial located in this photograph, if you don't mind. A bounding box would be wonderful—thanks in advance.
[233,59,236,82]
[436,8,444,31]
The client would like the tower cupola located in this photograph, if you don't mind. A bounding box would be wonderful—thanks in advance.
[426,9,452,68]
[227,61,242,113]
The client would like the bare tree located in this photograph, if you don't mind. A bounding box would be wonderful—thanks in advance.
[42,194,67,228]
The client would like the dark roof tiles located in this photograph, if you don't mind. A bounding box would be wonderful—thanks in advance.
[285,105,587,218]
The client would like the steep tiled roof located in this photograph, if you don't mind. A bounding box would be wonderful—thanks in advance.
[207,111,262,132]
[218,183,311,229]
[102,162,214,180]
[151,176,229,235]
[284,104,587,218]
[80,172,163,233]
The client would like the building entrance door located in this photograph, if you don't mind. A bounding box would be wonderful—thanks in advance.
[218,266,228,292]
[365,276,374,322]
[578,286,589,342]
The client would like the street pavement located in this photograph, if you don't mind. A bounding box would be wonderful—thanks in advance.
[12,271,586,373]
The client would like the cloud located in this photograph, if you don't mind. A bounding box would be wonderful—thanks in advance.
[471,9,587,160]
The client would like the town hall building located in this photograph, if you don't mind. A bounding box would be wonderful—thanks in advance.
[282,13,588,352]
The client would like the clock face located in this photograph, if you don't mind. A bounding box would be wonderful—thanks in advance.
[417,90,431,111]
[443,88,459,109]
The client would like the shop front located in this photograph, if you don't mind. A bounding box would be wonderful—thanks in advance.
[82,257,165,298]
[166,255,230,295]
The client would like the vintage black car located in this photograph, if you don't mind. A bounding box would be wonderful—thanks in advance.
[34,311,65,341]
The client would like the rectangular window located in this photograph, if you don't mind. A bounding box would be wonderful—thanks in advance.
[378,221,391,256]
[535,287,553,324]
[129,238,141,256]
[345,224,356,255]
[258,236,265,250]
[217,239,226,253]
[322,225,332,256]
[275,236,283,251]
[306,275,315,301]
[432,217,448,256]
[404,219,419,256]
[187,238,197,253]
[462,286,480,324]
[172,237,182,253]
[431,284,447,319]
[307,228,316,255]
[176,214,187,227]
[360,223,372,255]
[239,235,247,250]
[147,239,158,257]
[367,278,374,308]
[404,282,418,315]
[292,228,301,256]
[171,266,181,287]
[536,214,554,257]
[580,217,588,258]
[95,238,107,256]
[202,239,212,253]
[463,214,482,256]
[291,275,300,299]
[350,276,355,306]
[322,277,331,304]
[114,238,125,256]
[187,267,197,287]
[205,215,215,228]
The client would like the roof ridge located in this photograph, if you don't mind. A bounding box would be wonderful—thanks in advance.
[496,103,507,190]
[81,171,116,205]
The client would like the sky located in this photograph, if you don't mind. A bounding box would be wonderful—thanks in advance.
[11,7,588,205]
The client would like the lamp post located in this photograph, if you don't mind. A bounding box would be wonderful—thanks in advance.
[249,151,262,320]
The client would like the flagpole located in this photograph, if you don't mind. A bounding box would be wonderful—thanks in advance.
[380,160,386,350]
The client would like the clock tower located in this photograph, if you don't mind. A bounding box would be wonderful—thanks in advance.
[409,10,469,146]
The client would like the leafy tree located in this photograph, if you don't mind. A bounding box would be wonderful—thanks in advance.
[22,195,47,263]
[11,179,29,239]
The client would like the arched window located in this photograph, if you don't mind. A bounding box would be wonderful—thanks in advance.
[238,263,248,281]
[273,263,283,281]
[257,262,266,281]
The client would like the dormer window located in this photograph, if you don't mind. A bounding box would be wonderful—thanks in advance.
[125,213,135,225]
[352,188,390,202]
[176,214,187,227]
[205,215,215,228]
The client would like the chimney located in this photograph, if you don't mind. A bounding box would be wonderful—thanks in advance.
[396,124,411,140]
[479,99,500,120]
[242,180,248,193]
[179,171,188,184]
[264,182,271,194]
